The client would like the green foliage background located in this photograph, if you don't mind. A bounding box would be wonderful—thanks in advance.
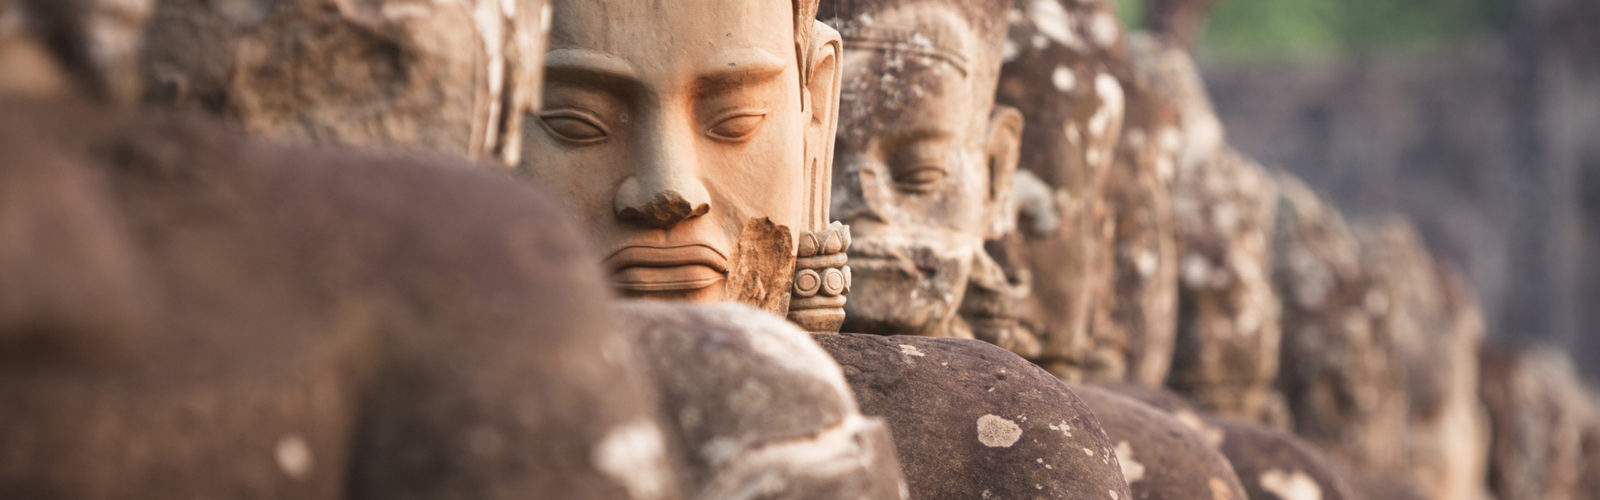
[1113,0,1510,59]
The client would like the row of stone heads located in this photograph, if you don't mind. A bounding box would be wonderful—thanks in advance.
[0,0,1344,499]
[5,0,1136,342]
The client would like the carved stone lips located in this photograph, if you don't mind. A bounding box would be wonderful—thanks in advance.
[605,244,729,292]
[846,244,923,278]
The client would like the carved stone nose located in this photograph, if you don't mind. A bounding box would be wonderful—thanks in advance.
[615,176,712,229]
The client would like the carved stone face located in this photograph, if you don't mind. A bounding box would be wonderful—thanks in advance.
[140,0,549,165]
[525,1,842,316]
[829,5,1020,336]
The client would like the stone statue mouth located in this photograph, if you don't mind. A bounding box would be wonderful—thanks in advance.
[605,244,729,292]
[846,247,925,278]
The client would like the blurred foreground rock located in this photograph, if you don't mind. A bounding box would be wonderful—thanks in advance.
[0,99,676,499]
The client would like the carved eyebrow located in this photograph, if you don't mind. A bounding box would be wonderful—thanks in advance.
[692,48,788,95]
[544,49,645,92]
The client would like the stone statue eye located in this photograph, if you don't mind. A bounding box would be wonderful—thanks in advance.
[539,111,608,144]
[894,165,946,193]
[706,113,766,141]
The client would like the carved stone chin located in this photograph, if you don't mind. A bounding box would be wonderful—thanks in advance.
[789,221,852,333]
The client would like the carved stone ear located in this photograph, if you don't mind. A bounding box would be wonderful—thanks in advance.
[802,20,844,232]
[983,105,1024,240]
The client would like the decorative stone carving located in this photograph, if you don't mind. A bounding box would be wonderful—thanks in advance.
[1130,34,1284,424]
[140,0,548,166]
[620,302,906,499]
[822,0,1023,338]
[1071,385,1250,500]
[814,334,1133,499]
[525,0,849,332]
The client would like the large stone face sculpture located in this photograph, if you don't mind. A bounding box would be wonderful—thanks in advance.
[988,0,1160,383]
[524,0,849,332]
[140,0,547,166]
[822,0,1023,338]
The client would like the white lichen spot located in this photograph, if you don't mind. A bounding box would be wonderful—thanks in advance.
[1031,34,1049,50]
[1048,420,1074,438]
[899,344,926,357]
[1088,73,1125,137]
[1052,65,1077,92]
[1082,447,1095,456]
[1029,0,1081,49]
[1110,489,1121,500]
[1135,248,1159,278]
[1259,470,1322,500]
[977,414,1023,447]
[983,489,994,499]
[1003,39,1020,62]
[1114,441,1146,483]
[1088,12,1120,48]
[275,434,314,480]
[593,421,671,500]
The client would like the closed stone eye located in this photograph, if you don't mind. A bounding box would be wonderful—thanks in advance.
[540,112,609,143]
[706,113,766,141]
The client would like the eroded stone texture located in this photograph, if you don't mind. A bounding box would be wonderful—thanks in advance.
[1072,385,1248,500]
[1355,220,1489,500]
[822,0,1022,339]
[1129,34,1282,424]
[1209,419,1360,500]
[0,99,676,500]
[620,302,906,500]
[1270,174,1409,474]
[1089,43,1181,388]
[141,0,548,166]
[1480,345,1595,500]
[987,0,1133,381]
[815,334,1133,499]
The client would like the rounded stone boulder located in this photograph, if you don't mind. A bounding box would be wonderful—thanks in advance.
[1072,385,1248,500]
[813,333,1132,499]
[1207,419,1359,500]
[622,302,907,500]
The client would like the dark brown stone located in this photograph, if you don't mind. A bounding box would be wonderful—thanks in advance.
[1208,419,1359,500]
[0,99,677,500]
[814,333,1132,499]
[1073,385,1248,500]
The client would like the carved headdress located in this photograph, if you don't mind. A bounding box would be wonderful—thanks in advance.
[819,0,1011,95]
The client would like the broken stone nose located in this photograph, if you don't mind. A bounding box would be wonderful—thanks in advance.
[616,189,711,229]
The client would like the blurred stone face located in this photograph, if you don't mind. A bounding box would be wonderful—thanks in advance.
[831,7,997,336]
[0,0,153,102]
[141,0,549,165]
[524,0,813,308]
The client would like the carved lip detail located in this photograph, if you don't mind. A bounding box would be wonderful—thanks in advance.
[846,247,923,277]
[605,244,729,292]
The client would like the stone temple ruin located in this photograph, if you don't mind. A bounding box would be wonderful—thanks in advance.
[2,0,1598,499]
